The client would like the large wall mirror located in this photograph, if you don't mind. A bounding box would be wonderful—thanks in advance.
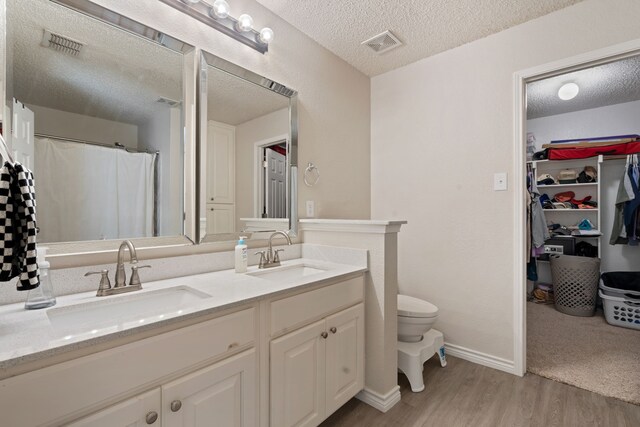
[198,50,298,243]
[2,0,196,252]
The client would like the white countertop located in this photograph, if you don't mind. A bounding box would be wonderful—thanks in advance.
[0,257,366,374]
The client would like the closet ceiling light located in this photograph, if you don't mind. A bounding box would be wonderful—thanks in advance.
[182,0,201,4]
[558,83,579,101]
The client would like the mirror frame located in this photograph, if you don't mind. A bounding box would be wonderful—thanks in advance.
[197,50,298,243]
[1,0,198,256]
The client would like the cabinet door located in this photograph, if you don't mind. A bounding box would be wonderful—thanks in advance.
[67,388,161,427]
[162,349,256,427]
[206,203,235,234]
[324,304,364,416]
[206,121,235,204]
[271,319,326,427]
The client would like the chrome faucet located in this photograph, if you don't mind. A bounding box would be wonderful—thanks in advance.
[256,231,292,269]
[85,240,151,297]
[115,240,138,288]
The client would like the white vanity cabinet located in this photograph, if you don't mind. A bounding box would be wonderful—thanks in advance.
[70,349,257,427]
[162,349,256,427]
[67,389,162,427]
[0,307,256,427]
[269,276,365,427]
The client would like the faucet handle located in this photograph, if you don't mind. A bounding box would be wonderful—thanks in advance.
[273,249,285,264]
[85,270,111,296]
[129,265,151,287]
[254,251,267,268]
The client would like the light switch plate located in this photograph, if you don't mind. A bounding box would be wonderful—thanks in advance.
[494,172,508,191]
[306,200,315,217]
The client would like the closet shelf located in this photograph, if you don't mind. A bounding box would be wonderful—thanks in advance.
[543,208,599,212]
[537,183,597,188]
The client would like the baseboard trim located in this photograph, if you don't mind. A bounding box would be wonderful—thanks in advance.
[444,343,516,375]
[356,386,401,413]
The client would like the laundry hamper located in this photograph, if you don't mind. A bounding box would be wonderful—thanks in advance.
[550,255,601,317]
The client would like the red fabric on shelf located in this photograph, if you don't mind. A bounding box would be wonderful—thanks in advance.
[549,141,640,160]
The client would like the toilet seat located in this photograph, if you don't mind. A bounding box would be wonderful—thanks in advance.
[398,294,438,318]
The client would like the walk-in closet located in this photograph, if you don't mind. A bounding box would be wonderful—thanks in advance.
[524,54,640,405]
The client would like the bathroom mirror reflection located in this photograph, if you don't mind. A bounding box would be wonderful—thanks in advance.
[198,51,298,242]
[2,0,196,247]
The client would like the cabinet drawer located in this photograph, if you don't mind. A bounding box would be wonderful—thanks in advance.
[270,275,364,336]
[0,307,255,427]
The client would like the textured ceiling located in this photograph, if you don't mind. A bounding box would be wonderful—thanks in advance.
[207,66,289,125]
[527,55,640,119]
[256,0,584,77]
[7,0,183,126]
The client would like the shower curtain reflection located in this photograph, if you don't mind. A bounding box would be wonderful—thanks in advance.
[34,137,157,243]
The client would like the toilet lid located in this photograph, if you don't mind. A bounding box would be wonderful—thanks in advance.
[397,294,438,318]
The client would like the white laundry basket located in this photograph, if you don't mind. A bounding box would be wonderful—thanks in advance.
[599,290,640,330]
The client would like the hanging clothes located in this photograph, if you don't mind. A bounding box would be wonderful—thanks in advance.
[610,155,640,246]
[0,160,40,290]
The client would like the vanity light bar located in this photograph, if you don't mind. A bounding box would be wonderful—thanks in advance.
[159,0,270,54]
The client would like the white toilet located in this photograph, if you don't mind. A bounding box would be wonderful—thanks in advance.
[397,294,446,392]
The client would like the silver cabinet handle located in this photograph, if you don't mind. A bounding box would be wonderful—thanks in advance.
[330,327,337,334]
[145,411,158,424]
[170,400,182,412]
[321,331,328,339]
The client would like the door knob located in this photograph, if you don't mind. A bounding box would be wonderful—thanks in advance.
[170,400,182,412]
[320,331,328,339]
[145,411,158,424]
[330,327,337,334]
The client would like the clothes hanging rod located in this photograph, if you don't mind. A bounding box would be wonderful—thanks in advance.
[34,133,159,155]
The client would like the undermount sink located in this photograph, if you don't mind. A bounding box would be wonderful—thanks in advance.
[247,264,328,281]
[47,286,211,336]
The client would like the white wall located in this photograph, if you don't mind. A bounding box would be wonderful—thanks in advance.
[139,106,183,237]
[28,104,138,149]
[527,100,640,273]
[235,108,289,229]
[371,0,640,364]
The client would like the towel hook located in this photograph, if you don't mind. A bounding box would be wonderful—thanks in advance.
[303,162,320,187]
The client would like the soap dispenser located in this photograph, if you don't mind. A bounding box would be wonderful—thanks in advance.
[235,236,248,273]
[25,246,56,310]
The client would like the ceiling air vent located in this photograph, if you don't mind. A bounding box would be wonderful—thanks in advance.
[41,29,84,56]
[361,30,402,54]
[156,97,181,107]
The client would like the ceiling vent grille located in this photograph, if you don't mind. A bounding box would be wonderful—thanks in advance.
[41,29,84,56]
[156,97,181,107]
[361,30,402,54]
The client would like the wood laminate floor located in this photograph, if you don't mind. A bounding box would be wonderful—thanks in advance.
[320,356,640,427]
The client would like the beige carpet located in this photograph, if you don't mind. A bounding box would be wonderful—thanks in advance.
[527,301,640,405]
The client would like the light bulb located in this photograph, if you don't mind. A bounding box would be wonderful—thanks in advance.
[210,0,229,19]
[258,27,274,44]
[558,83,579,100]
[236,14,253,32]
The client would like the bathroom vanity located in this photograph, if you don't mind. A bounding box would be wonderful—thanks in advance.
[0,257,366,426]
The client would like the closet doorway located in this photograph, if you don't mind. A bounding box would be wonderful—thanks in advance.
[514,41,640,405]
